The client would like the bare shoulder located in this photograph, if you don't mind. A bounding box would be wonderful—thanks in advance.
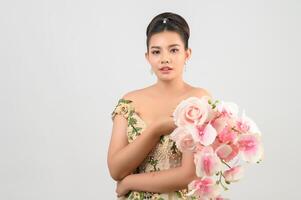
[190,86,213,99]
[121,86,151,103]
[121,91,139,103]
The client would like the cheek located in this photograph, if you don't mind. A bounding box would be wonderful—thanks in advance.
[173,55,186,63]
[149,56,160,64]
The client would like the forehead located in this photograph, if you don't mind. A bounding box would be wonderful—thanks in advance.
[149,31,183,48]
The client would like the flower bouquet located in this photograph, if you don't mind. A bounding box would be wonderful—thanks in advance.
[170,96,264,200]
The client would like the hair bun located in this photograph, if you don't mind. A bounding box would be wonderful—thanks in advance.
[146,12,190,51]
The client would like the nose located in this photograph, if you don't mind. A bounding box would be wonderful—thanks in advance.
[160,52,170,64]
[161,60,169,64]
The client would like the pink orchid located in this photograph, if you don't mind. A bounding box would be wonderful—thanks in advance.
[215,196,230,200]
[236,109,261,135]
[187,177,222,199]
[170,96,264,198]
[217,126,238,144]
[223,165,244,182]
[216,101,239,119]
[191,123,217,146]
[211,114,237,134]
[211,117,228,133]
[237,133,263,163]
[194,146,222,177]
[215,143,239,162]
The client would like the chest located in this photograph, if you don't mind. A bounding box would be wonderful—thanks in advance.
[135,98,180,125]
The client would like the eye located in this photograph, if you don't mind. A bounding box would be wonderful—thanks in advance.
[171,48,179,53]
[151,50,160,55]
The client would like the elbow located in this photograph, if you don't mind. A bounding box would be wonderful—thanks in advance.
[108,163,123,181]
[109,171,123,181]
[107,160,128,181]
[108,164,125,181]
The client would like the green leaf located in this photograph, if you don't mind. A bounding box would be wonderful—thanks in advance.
[139,192,144,200]
[120,99,132,104]
[175,191,182,198]
[129,117,137,125]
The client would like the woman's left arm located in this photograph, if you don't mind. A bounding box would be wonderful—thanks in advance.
[116,150,198,196]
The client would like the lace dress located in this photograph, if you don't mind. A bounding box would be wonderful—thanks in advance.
[111,98,189,200]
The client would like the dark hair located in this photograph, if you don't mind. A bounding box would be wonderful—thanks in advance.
[146,12,190,52]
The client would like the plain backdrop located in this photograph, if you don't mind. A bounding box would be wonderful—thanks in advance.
[0,0,300,199]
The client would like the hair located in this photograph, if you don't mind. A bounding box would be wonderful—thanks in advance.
[146,12,190,52]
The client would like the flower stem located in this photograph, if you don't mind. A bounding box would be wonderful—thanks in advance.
[218,170,229,191]
[221,159,232,169]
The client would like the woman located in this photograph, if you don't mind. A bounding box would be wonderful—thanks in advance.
[107,12,212,199]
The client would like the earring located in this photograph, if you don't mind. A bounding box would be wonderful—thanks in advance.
[184,62,187,72]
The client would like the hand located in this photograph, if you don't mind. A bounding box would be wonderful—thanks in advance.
[116,177,130,197]
[150,115,177,137]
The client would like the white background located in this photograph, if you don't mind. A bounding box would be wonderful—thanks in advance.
[0,0,300,199]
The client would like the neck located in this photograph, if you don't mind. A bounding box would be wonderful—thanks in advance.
[153,77,190,96]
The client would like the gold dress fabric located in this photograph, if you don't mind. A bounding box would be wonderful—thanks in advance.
[111,98,189,200]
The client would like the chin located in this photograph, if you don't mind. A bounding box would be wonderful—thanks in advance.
[158,75,177,81]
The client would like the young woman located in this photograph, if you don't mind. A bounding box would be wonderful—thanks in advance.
[107,12,212,200]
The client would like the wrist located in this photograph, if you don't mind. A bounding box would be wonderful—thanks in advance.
[122,174,133,191]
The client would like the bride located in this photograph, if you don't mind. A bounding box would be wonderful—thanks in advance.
[107,11,212,200]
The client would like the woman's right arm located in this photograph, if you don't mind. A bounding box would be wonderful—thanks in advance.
[107,114,163,181]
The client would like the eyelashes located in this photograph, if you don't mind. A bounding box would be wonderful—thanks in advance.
[151,51,160,55]
[151,49,179,55]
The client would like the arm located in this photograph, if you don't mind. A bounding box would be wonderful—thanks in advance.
[107,114,161,181]
[118,149,198,194]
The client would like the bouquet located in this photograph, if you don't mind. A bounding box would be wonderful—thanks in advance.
[170,96,264,200]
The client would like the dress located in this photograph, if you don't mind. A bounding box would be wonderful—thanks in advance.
[111,98,190,200]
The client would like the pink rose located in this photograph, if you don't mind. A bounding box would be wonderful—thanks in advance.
[178,134,195,151]
[170,126,195,151]
[173,96,211,127]
[223,165,244,182]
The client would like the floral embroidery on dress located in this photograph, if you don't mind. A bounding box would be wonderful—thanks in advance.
[111,98,189,200]
[111,98,143,142]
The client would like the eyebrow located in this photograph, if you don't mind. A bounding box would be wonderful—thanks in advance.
[150,44,180,49]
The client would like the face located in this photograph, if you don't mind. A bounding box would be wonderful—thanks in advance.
[145,31,191,81]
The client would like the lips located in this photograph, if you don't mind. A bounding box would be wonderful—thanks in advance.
[159,66,173,71]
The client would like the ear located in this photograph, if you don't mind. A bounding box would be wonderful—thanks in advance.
[185,48,192,61]
[145,52,150,63]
